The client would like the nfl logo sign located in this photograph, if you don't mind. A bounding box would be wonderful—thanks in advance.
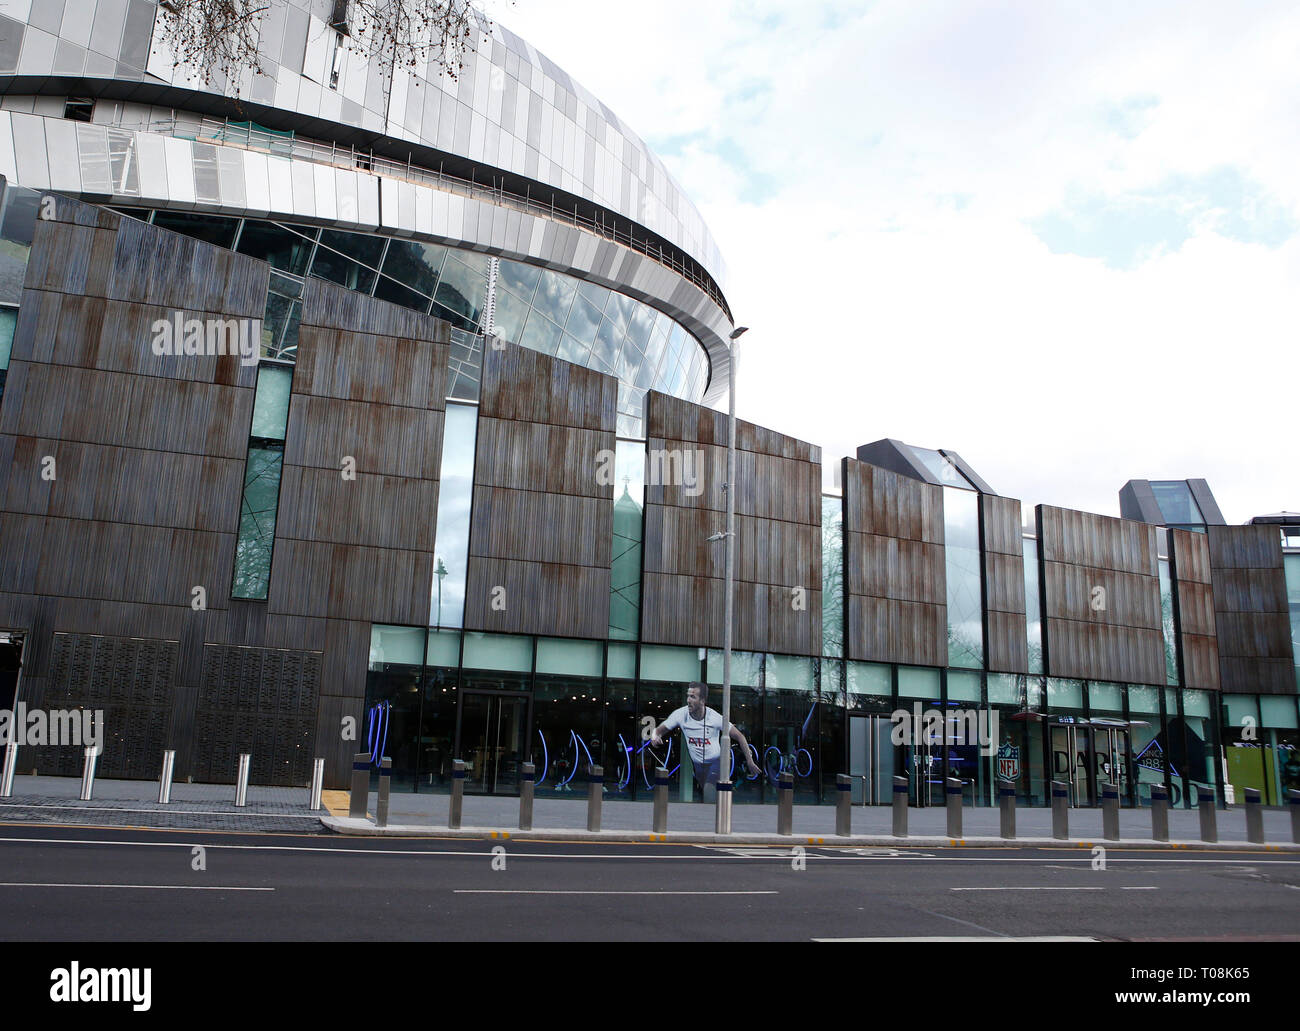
[997,742,1020,782]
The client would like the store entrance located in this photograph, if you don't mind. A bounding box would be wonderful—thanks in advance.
[848,715,893,804]
[459,691,530,795]
[1050,721,1094,807]
[1090,720,1133,806]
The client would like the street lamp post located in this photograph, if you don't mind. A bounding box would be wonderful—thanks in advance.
[716,325,747,835]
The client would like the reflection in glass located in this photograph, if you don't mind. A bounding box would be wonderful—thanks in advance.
[609,440,645,640]
[822,495,843,658]
[944,487,983,668]
[231,443,284,599]
[431,403,478,627]
[1023,537,1043,674]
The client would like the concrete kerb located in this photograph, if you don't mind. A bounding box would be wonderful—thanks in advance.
[317,815,1300,851]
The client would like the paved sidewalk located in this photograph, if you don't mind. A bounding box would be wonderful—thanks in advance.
[0,775,320,832]
[329,787,1300,850]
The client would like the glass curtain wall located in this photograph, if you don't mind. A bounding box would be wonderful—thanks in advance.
[431,403,478,628]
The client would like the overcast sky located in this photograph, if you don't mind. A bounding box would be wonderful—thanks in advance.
[495,0,1298,524]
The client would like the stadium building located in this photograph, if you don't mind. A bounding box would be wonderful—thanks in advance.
[0,1,1294,808]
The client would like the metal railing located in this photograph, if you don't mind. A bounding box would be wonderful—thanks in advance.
[108,114,731,317]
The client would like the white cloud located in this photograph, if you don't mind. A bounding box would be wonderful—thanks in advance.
[499,0,1300,523]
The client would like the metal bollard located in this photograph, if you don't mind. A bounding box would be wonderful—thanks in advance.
[375,758,392,827]
[1050,780,1069,840]
[586,764,603,832]
[448,759,465,829]
[519,762,535,831]
[349,751,370,818]
[945,777,963,839]
[158,750,176,804]
[652,768,669,834]
[998,782,1016,839]
[0,740,15,798]
[776,771,794,835]
[234,752,251,807]
[892,775,908,837]
[1101,782,1120,841]
[1197,785,1218,843]
[308,757,324,811]
[1290,789,1300,845]
[1244,787,1264,844]
[1150,784,1169,842]
[835,774,851,836]
[79,746,98,801]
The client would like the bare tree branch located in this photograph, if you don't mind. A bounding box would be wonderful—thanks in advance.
[155,0,271,95]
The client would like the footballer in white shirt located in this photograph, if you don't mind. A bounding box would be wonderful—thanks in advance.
[651,682,760,786]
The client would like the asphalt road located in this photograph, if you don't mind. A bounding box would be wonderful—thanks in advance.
[0,824,1295,942]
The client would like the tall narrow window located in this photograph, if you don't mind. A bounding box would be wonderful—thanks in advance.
[1023,537,1043,674]
[431,402,478,627]
[821,494,843,658]
[232,364,292,599]
[608,439,645,640]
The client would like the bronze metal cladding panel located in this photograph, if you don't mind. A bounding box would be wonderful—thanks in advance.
[1171,528,1213,585]
[638,393,822,654]
[1170,528,1220,690]
[1206,525,1294,694]
[1180,633,1221,692]
[842,458,946,664]
[463,343,617,638]
[1037,505,1164,683]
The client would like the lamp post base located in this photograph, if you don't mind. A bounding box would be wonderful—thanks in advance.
[715,786,733,834]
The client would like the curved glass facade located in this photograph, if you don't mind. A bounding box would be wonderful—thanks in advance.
[124,208,712,436]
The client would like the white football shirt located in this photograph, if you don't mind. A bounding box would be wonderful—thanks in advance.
[662,705,731,764]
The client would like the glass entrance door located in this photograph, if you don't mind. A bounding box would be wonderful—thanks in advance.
[460,692,529,795]
[1091,724,1132,806]
[848,715,893,804]
[1050,723,1094,806]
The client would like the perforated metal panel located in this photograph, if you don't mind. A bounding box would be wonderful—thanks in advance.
[192,644,321,786]
[36,633,178,779]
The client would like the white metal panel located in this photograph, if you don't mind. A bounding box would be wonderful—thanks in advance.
[379,177,399,230]
[334,167,358,225]
[289,159,315,218]
[312,163,335,222]
[161,137,195,205]
[414,184,432,237]
[134,131,168,201]
[0,112,17,184]
[266,154,293,214]
[356,172,379,227]
[241,150,270,215]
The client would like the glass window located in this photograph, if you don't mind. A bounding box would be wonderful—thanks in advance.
[822,495,844,659]
[1089,681,1123,714]
[426,629,460,667]
[499,259,540,302]
[764,655,816,692]
[382,238,446,294]
[947,669,981,702]
[565,294,603,347]
[908,446,975,489]
[591,315,624,370]
[493,288,530,344]
[310,245,377,293]
[943,486,983,669]
[609,439,644,640]
[987,673,1021,705]
[626,304,656,352]
[1023,538,1043,674]
[249,364,292,441]
[518,311,562,355]
[369,625,425,668]
[706,649,763,687]
[1182,688,1212,719]
[236,221,315,276]
[231,443,284,600]
[898,666,940,699]
[639,644,701,682]
[431,402,477,627]
[152,209,239,248]
[262,272,302,362]
[1047,678,1084,711]
[535,638,603,677]
[1159,558,1179,685]
[320,229,385,269]
[462,632,532,672]
[1261,696,1299,730]
[375,275,432,314]
[847,661,890,696]
[1222,694,1259,729]
[435,254,485,329]
[1128,684,1161,714]
[1150,481,1203,526]
[604,292,634,337]
[607,642,636,680]
[556,332,591,366]
[532,269,577,326]
[0,306,16,372]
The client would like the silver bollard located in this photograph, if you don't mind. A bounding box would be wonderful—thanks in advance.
[1050,780,1069,840]
[999,782,1016,839]
[519,761,535,831]
[79,746,98,801]
[234,752,251,807]
[158,750,176,804]
[308,757,324,811]
[776,771,794,835]
[375,758,391,827]
[1150,783,1169,842]
[1101,782,1120,841]
[652,768,669,833]
[586,763,603,832]
[1244,787,1264,844]
[892,775,908,837]
[1197,785,1217,843]
[835,774,851,836]
[1289,789,1300,845]
[945,777,963,839]
[448,758,465,829]
[348,751,370,818]
[1,740,18,798]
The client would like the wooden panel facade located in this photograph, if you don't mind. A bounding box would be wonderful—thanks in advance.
[640,391,822,654]
[982,493,1028,673]
[1207,524,1295,695]
[463,343,617,638]
[1037,505,1165,685]
[1170,528,1220,691]
[843,459,945,666]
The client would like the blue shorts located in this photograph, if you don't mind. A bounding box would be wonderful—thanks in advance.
[692,756,721,784]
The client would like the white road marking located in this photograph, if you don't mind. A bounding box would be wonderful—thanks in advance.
[454,889,778,895]
[0,882,273,891]
[950,886,1158,891]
